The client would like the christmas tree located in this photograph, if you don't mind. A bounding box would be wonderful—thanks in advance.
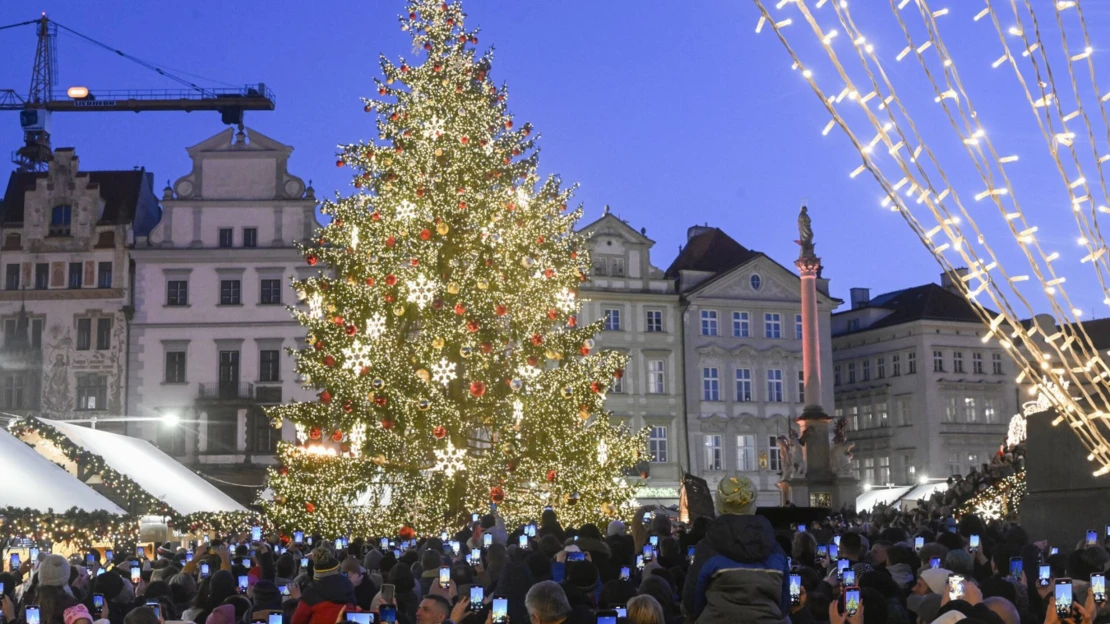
[260,0,647,538]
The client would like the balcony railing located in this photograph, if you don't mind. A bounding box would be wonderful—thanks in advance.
[197,382,255,401]
[254,384,283,404]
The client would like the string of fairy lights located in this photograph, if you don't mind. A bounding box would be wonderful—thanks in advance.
[753,0,1110,476]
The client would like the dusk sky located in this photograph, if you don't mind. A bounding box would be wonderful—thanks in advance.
[3,1,1109,316]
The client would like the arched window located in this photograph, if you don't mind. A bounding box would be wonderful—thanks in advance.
[49,205,72,236]
[750,274,763,290]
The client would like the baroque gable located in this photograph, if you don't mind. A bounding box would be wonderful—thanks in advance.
[171,127,307,201]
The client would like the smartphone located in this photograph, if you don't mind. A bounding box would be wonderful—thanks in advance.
[817,544,828,558]
[1106,525,1110,539]
[29,547,39,561]
[492,597,508,624]
[8,553,18,571]
[137,546,145,558]
[238,575,248,593]
[200,562,211,579]
[615,607,627,618]
[300,557,309,568]
[85,553,96,566]
[146,602,162,620]
[620,566,630,581]
[306,537,313,546]
[269,614,284,624]
[635,554,644,570]
[251,526,262,542]
[837,558,850,579]
[472,513,480,523]
[595,610,618,624]
[93,594,105,614]
[1038,564,1051,587]
[949,574,965,601]
[914,536,924,552]
[131,566,141,584]
[798,524,807,533]
[1009,556,1023,581]
[930,557,941,570]
[649,536,659,547]
[829,543,839,560]
[483,533,493,548]
[833,535,841,547]
[203,535,210,544]
[568,551,586,562]
[527,524,536,537]
[1051,547,1059,555]
[379,605,396,624]
[348,614,373,624]
[382,583,395,603]
[470,585,484,611]
[279,584,290,596]
[518,535,528,550]
[642,544,654,561]
[335,538,344,550]
[789,574,802,606]
[439,566,450,590]
[1092,573,1106,604]
[242,558,252,568]
[842,569,856,587]
[392,549,401,559]
[969,534,980,552]
[844,587,861,617]
[687,546,695,563]
[1055,579,1073,617]
[185,551,194,563]
[1087,530,1098,547]
[26,605,41,624]
[106,549,114,561]
[450,540,460,554]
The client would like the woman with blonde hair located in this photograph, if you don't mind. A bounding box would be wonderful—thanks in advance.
[626,594,665,624]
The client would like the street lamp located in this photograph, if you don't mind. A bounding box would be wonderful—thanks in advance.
[919,474,930,485]
[161,412,181,427]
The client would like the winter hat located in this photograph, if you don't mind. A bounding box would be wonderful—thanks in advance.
[39,554,72,588]
[920,567,952,595]
[91,570,124,600]
[566,561,599,591]
[606,520,626,537]
[313,554,340,579]
[913,593,943,624]
[64,604,93,624]
[946,549,974,576]
[715,476,757,515]
[205,604,237,624]
[251,580,282,611]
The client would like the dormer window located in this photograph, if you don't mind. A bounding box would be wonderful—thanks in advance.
[609,257,625,277]
[49,205,72,236]
[750,274,763,290]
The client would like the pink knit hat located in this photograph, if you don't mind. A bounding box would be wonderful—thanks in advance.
[64,604,93,624]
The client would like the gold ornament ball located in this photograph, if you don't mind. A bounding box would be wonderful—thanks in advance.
[418,399,431,411]
[578,408,590,420]
[560,386,574,398]
[437,222,450,235]
[394,305,406,316]
[460,346,473,358]
[416,368,431,382]
[432,337,446,349]
[435,148,444,157]
[477,280,489,290]
[447,282,460,294]
[372,378,386,390]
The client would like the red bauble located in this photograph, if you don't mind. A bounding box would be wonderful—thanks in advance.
[531,333,543,345]
[460,136,470,145]
[526,356,539,367]
[614,369,624,379]
[400,65,409,73]
[306,255,318,266]
[467,320,480,332]
[567,316,577,328]
[590,382,601,394]
[333,315,345,326]
[640,471,649,479]
[547,309,558,320]
[371,212,381,221]
[374,395,389,407]
[495,304,507,316]
[410,258,420,267]
[343,401,353,413]
[381,418,396,430]
[469,381,487,397]
[385,294,395,303]
[420,229,432,241]
[424,42,432,50]
[385,274,398,286]
[480,341,492,354]
[366,277,376,286]
[323,355,336,367]
[279,467,289,476]
[546,469,557,483]
[386,236,396,247]
[331,430,344,442]
[458,201,467,210]
[544,268,555,279]
[363,104,372,113]
[399,525,416,540]
[454,303,466,315]
[336,159,344,167]
[309,427,322,440]
[417,187,426,197]
[536,236,545,244]
[314,341,324,351]
[580,346,591,356]
[569,250,577,257]
[505,120,514,129]
[490,486,506,503]
[345,324,358,336]
[305,502,316,513]
[433,425,447,440]
[319,390,332,403]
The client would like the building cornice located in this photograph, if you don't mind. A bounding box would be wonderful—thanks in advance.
[130,247,304,263]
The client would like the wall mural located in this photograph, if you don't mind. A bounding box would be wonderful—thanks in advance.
[40,311,126,419]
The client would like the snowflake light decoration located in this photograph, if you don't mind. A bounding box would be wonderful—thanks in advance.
[307,293,325,319]
[555,288,577,313]
[405,274,438,310]
[518,364,541,381]
[348,423,367,457]
[512,399,524,425]
[433,440,467,478]
[1007,413,1027,448]
[431,357,457,386]
[350,225,360,250]
[343,340,373,373]
[366,312,387,340]
[514,186,531,210]
[975,498,1003,520]
[597,439,609,465]
[295,423,307,443]
[397,200,417,221]
[422,116,445,140]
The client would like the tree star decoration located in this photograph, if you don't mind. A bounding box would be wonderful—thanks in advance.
[343,340,374,373]
[555,288,577,313]
[433,440,467,478]
[365,312,387,340]
[397,200,417,221]
[431,357,457,387]
[405,274,438,310]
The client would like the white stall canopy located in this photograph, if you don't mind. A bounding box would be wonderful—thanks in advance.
[0,427,126,514]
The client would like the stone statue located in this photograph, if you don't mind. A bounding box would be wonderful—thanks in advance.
[777,428,807,481]
[831,441,856,477]
[796,205,815,258]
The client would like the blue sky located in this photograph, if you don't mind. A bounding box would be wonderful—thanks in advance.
[2,0,1109,314]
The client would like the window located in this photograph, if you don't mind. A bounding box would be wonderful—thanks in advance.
[735,368,753,402]
[834,364,842,386]
[797,370,805,400]
[862,360,871,382]
[767,369,784,402]
[700,310,718,336]
[737,435,756,471]
[218,228,234,248]
[934,350,945,372]
[647,360,666,394]
[68,262,83,289]
[945,396,959,422]
[847,363,856,384]
[892,354,901,376]
[953,351,964,373]
[907,351,917,374]
[973,353,984,374]
[861,403,873,429]
[260,349,281,382]
[649,426,668,463]
[1,374,26,409]
[609,257,625,277]
[167,280,189,306]
[795,314,804,340]
[948,452,961,477]
[705,434,723,471]
[611,373,624,394]
[603,308,622,331]
[895,397,911,426]
[5,264,19,290]
[733,312,750,338]
[95,318,111,350]
[261,279,282,305]
[984,397,1000,424]
[848,405,859,430]
[764,312,782,338]
[903,454,916,484]
[76,318,91,351]
[877,401,889,427]
[97,262,112,288]
[992,353,1003,374]
[31,319,42,349]
[702,367,720,401]
[645,310,663,333]
[877,357,885,379]
[862,457,875,484]
[592,258,607,276]
[750,274,762,290]
[34,263,48,290]
[243,227,258,248]
[964,397,978,422]
[75,375,107,411]
[49,205,72,236]
[767,435,781,472]
[848,318,862,332]
[220,279,242,305]
[878,456,891,484]
[165,351,187,383]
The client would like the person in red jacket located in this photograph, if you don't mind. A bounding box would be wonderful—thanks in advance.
[291,553,356,624]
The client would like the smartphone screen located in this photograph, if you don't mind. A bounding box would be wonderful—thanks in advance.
[335,538,344,550]
[471,513,480,523]
[185,551,194,563]
[269,614,284,624]
[251,526,262,542]
[300,557,309,568]
[294,531,304,545]
[131,566,141,584]
[382,584,395,603]
[1039,564,1051,587]
[649,535,658,547]
[450,540,460,554]
[789,574,802,605]
[817,544,827,558]
[1092,573,1106,604]
[279,584,290,596]
[829,543,839,560]
[620,566,630,581]
[27,606,41,624]
[837,558,850,579]
[392,549,401,559]
[242,558,252,568]
[518,535,528,549]
[568,551,586,562]
[8,553,18,571]
[93,594,105,612]
[439,567,450,589]
[969,534,980,550]
[687,546,695,563]
[949,575,965,601]
[238,575,248,593]
[137,546,145,558]
[1055,579,1073,616]
[146,602,161,620]
[798,524,807,533]
[1009,557,1023,580]
[635,554,644,570]
[85,553,95,566]
[492,598,508,624]
[833,535,841,547]
[1051,547,1059,555]
[1087,530,1098,547]
[348,614,373,624]
[106,549,113,561]
[483,533,493,548]
[914,536,924,551]
[844,588,861,616]
[201,562,211,579]
[470,585,484,610]
[595,611,618,624]
[842,569,856,587]
[642,544,653,561]
[379,605,396,624]
[930,557,941,569]
[615,607,627,618]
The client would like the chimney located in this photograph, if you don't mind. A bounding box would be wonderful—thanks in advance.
[849,287,871,310]
[940,268,969,293]
[687,223,714,241]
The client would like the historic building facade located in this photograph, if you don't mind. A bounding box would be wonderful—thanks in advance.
[830,272,1019,488]
[127,127,319,468]
[0,149,160,428]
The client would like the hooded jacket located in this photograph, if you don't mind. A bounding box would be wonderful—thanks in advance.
[290,575,356,624]
[681,514,789,624]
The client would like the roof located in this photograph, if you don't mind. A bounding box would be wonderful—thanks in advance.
[665,227,763,278]
[0,427,126,514]
[1,169,150,226]
[837,283,990,332]
[1057,317,1110,351]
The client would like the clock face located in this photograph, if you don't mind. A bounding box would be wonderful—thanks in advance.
[285,178,304,198]
[175,179,194,198]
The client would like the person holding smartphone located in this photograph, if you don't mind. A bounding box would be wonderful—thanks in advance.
[341,558,376,611]
[289,553,357,624]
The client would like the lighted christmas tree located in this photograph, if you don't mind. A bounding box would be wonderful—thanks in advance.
[260,0,646,538]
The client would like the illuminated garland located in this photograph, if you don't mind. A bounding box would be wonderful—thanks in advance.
[956,472,1027,521]
[260,0,647,538]
[0,507,138,547]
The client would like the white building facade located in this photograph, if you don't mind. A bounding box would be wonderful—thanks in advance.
[127,127,318,467]
[831,273,1018,488]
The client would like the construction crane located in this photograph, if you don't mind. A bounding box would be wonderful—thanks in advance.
[0,14,275,171]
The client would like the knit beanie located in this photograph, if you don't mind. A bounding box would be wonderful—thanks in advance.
[313,554,340,579]
[39,554,71,588]
[715,476,758,515]
[63,604,92,624]
[919,567,951,595]
[606,520,626,537]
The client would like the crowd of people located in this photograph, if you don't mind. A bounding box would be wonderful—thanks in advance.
[0,469,1106,624]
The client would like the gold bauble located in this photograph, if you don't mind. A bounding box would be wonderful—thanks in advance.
[435,148,444,157]
[327,303,337,313]
[578,408,590,420]
[477,280,489,290]
[394,305,406,316]
[432,337,446,349]
[372,378,386,390]
[460,346,473,358]
[416,368,431,382]
[560,386,574,398]
[418,399,431,411]
[447,282,460,294]
[384,157,393,166]
[436,222,450,236]
[306,334,316,344]
[372,454,387,465]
